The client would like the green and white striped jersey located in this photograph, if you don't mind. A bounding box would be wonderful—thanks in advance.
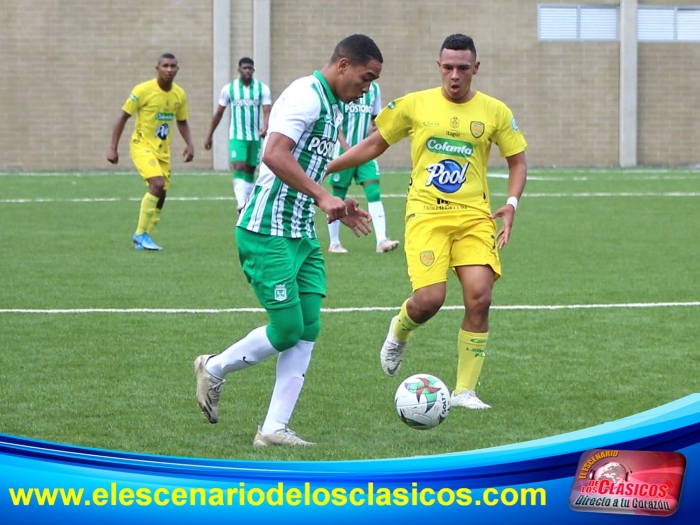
[341,82,381,146]
[218,78,272,141]
[238,71,342,238]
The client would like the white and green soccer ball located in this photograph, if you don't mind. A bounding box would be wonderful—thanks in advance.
[394,373,450,430]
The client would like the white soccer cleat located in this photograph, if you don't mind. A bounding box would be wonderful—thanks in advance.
[193,354,225,423]
[380,316,408,376]
[376,238,400,253]
[253,427,315,447]
[328,244,348,254]
[450,389,491,410]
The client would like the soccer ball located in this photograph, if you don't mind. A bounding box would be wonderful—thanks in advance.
[394,373,450,430]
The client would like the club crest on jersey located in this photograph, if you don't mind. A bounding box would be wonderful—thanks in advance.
[425,159,468,193]
[470,121,485,138]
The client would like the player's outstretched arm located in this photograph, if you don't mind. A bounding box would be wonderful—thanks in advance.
[339,198,372,237]
[263,132,348,223]
[326,131,389,177]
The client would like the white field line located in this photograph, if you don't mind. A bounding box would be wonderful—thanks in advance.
[1,168,699,176]
[1,170,699,183]
[1,302,698,314]
[3,192,700,204]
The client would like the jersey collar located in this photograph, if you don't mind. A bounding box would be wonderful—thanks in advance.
[312,70,338,106]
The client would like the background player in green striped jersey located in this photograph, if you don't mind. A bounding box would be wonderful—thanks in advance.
[194,35,382,446]
[204,57,272,212]
[327,82,401,254]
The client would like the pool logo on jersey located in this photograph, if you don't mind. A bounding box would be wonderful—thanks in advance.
[425,159,469,194]
[155,123,170,140]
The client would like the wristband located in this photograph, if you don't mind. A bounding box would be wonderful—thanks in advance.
[506,196,518,211]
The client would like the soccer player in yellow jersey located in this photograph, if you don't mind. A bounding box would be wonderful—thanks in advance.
[326,34,528,410]
[108,53,195,250]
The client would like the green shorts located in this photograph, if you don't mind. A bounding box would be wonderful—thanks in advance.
[327,159,379,189]
[235,228,326,310]
[229,138,262,167]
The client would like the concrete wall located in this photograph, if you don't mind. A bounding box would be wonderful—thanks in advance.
[1,0,698,171]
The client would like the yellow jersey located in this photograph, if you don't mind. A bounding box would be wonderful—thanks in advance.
[122,79,189,160]
[375,87,526,217]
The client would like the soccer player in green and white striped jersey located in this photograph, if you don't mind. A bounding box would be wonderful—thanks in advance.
[205,57,272,211]
[194,35,382,446]
[327,82,400,254]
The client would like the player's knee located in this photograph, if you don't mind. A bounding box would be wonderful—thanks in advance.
[363,181,381,203]
[301,318,322,342]
[412,293,445,322]
[468,289,492,313]
[148,179,165,197]
[267,321,304,351]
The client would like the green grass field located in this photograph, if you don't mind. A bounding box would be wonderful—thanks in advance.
[1,168,698,461]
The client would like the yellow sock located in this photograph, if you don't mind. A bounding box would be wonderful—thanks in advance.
[391,299,422,342]
[136,193,158,235]
[456,329,488,392]
[146,207,162,235]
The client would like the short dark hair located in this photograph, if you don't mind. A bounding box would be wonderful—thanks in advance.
[331,34,383,65]
[158,53,177,64]
[440,34,477,58]
[238,57,254,67]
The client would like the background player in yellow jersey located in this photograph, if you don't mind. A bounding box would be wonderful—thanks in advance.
[108,53,195,250]
[327,34,528,410]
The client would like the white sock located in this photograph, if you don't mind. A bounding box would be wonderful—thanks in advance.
[328,220,341,246]
[206,326,278,378]
[243,181,255,204]
[233,178,248,210]
[260,340,314,434]
[368,200,388,243]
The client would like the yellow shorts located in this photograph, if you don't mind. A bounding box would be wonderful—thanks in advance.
[130,147,171,190]
[404,212,501,291]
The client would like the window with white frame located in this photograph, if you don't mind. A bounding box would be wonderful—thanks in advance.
[639,6,700,42]
[538,4,619,41]
[538,4,700,42]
